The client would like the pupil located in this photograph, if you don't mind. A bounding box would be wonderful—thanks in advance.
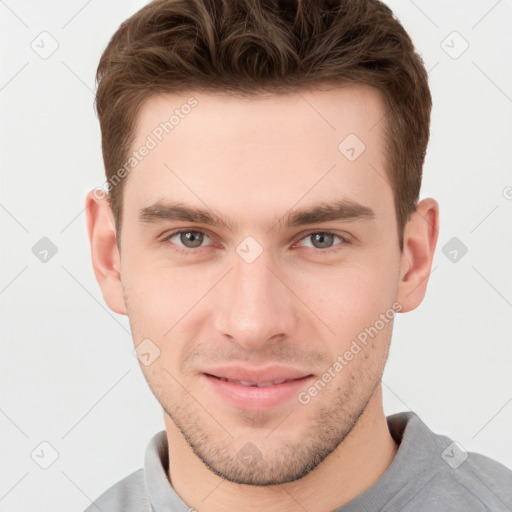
[314,233,333,249]
[182,231,203,248]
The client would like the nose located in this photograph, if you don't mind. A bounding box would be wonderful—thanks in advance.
[212,247,299,351]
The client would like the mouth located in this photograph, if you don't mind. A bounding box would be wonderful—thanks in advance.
[201,367,314,410]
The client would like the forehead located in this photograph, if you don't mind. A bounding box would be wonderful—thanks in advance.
[123,84,392,228]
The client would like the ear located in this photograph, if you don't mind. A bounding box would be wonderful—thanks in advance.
[396,198,439,313]
[85,189,127,315]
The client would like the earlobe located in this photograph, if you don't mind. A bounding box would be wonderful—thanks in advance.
[85,189,127,315]
[396,198,439,313]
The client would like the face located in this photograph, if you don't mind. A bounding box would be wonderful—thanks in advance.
[117,85,404,485]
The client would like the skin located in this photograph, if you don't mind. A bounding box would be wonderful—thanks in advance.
[86,83,439,512]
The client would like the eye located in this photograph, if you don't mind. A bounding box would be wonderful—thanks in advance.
[296,231,347,254]
[165,229,213,255]
[162,229,348,256]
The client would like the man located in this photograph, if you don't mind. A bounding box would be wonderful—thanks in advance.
[84,0,512,510]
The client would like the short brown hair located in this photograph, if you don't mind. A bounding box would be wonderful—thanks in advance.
[95,0,431,251]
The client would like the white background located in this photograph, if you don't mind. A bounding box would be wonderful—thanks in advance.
[1,1,511,510]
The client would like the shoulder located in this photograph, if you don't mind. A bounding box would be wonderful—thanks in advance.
[83,468,151,512]
[449,450,512,508]
[405,452,512,512]
[389,412,512,511]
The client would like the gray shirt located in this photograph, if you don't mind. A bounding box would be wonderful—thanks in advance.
[84,411,512,511]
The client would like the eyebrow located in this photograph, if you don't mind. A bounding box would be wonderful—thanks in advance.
[138,199,376,232]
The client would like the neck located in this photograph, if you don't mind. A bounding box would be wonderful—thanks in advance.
[165,385,398,512]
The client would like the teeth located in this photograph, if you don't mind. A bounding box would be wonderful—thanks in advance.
[219,377,288,387]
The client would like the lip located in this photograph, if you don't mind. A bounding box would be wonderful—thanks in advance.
[201,365,314,410]
[203,365,312,383]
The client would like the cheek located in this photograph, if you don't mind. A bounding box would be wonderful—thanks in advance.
[289,256,399,373]
[122,257,220,379]
[122,252,201,329]
[122,233,400,355]
[302,263,396,327]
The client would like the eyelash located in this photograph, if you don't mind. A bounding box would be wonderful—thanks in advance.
[161,229,349,257]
